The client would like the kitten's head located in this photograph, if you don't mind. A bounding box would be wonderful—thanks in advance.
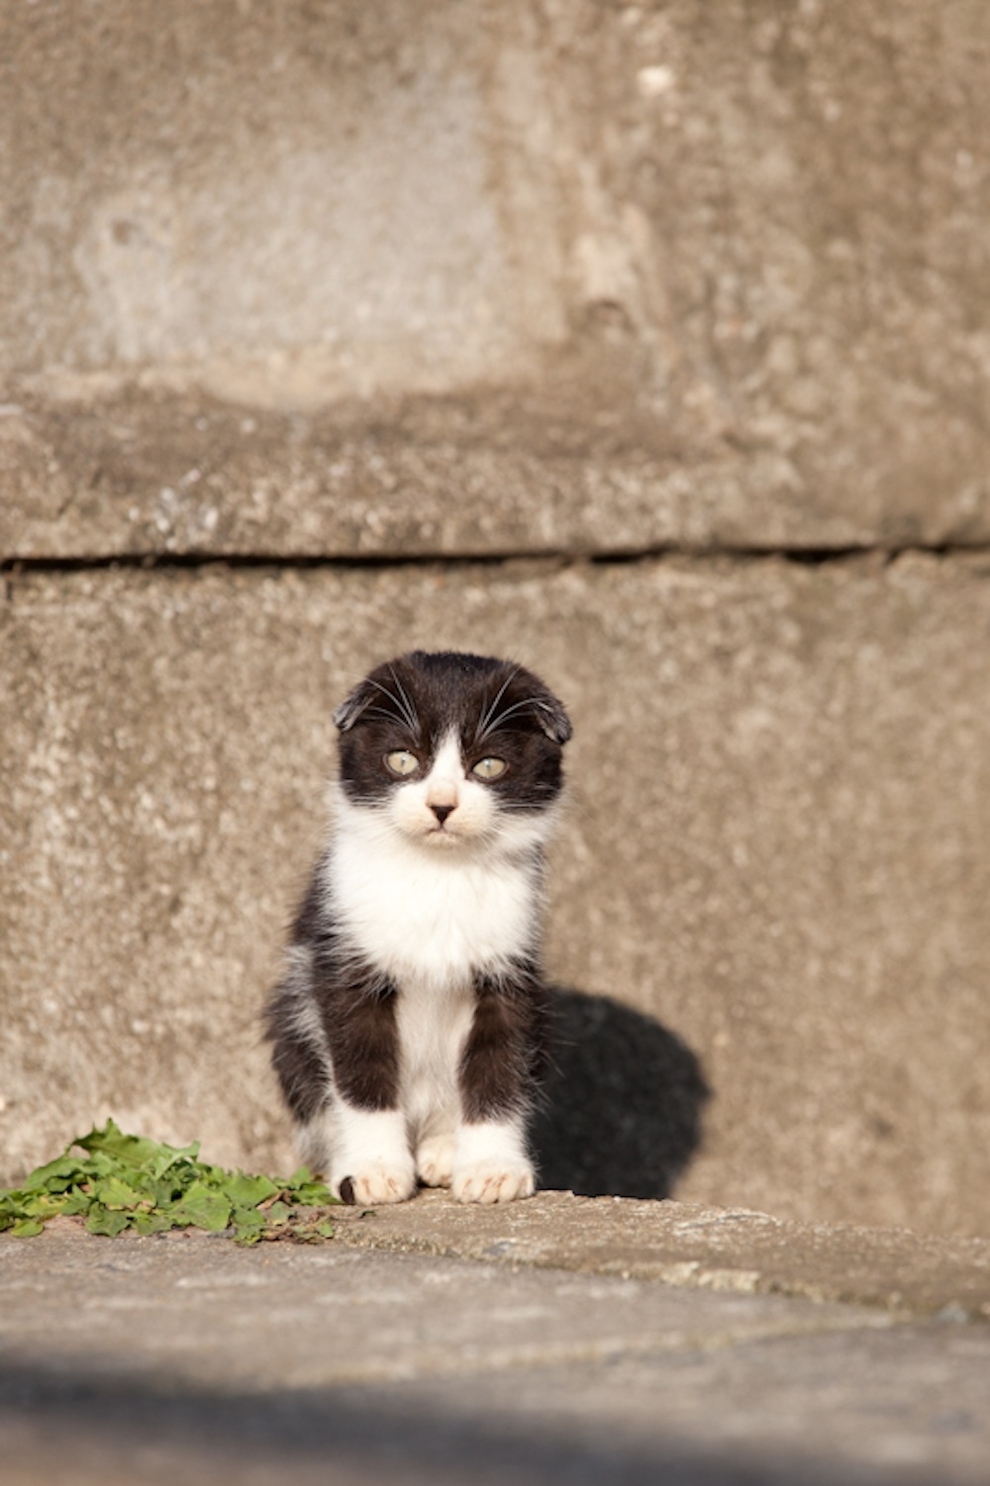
[332,651,572,852]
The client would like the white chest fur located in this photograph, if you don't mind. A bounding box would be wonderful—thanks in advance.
[393,973,476,1137]
[327,804,541,988]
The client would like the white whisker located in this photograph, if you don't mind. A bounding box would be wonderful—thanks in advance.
[479,696,541,739]
[388,665,420,734]
[362,705,414,729]
[364,678,417,734]
[475,667,520,742]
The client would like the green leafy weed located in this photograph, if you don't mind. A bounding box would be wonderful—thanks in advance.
[0,1120,337,1244]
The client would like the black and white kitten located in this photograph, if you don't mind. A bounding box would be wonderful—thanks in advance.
[265,650,572,1206]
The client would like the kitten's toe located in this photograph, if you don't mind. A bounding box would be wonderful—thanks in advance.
[452,1161,535,1205]
[336,1165,416,1206]
[416,1135,456,1188]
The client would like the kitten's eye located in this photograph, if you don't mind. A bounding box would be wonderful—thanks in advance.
[471,757,507,781]
[385,750,419,777]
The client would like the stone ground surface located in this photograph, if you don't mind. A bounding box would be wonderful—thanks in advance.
[2,1193,989,1485]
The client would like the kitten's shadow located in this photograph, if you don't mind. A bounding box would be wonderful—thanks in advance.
[531,987,710,1201]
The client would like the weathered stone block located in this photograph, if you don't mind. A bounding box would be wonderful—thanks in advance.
[3,0,989,557]
[3,555,988,1234]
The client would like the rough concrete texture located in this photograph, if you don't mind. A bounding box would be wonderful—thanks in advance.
[0,383,867,562]
[3,555,990,1234]
[1,1222,989,1485]
[4,0,990,553]
[330,1189,990,1321]
[0,1222,889,1389]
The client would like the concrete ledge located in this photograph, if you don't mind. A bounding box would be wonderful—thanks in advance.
[1,1211,989,1484]
[5,383,990,564]
[0,1215,895,1389]
[331,1189,990,1321]
[1,385,874,563]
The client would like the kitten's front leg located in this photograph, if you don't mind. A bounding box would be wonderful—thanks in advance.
[319,975,415,1205]
[453,965,545,1204]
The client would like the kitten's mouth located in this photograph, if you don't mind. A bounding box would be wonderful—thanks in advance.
[427,825,462,845]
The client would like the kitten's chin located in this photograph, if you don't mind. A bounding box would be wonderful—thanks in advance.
[394,816,493,851]
[417,826,477,850]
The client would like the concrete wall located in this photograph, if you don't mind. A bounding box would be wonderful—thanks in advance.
[3,0,990,1235]
[6,0,990,560]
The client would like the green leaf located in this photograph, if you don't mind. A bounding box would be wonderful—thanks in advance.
[86,1205,131,1237]
[297,1184,336,1206]
[15,1156,89,1195]
[58,1187,94,1217]
[191,1162,229,1188]
[230,1206,266,1245]
[131,1211,175,1237]
[75,1119,201,1178]
[9,1218,45,1238]
[169,1181,232,1233]
[149,1174,186,1207]
[277,1167,336,1205]
[223,1172,279,1209]
[15,1194,54,1218]
[230,1204,265,1230]
[92,1175,147,1211]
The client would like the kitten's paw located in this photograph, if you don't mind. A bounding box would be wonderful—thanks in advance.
[337,1165,416,1206]
[416,1135,456,1188]
[451,1160,535,1205]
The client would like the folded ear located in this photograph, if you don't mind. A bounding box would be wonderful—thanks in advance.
[533,692,573,745]
[332,679,377,732]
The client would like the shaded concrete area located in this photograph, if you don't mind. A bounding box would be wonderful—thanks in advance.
[0,1220,987,1485]
[532,987,710,1200]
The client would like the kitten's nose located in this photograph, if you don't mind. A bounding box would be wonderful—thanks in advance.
[431,804,455,826]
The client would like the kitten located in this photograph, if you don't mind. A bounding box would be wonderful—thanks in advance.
[265,649,572,1205]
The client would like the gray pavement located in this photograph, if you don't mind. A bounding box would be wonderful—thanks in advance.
[2,1197,988,1484]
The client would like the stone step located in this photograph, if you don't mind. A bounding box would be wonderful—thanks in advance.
[1,1211,988,1484]
[6,384,931,564]
[331,1189,990,1322]
[4,555,990,1235]
[5,0,990,557]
